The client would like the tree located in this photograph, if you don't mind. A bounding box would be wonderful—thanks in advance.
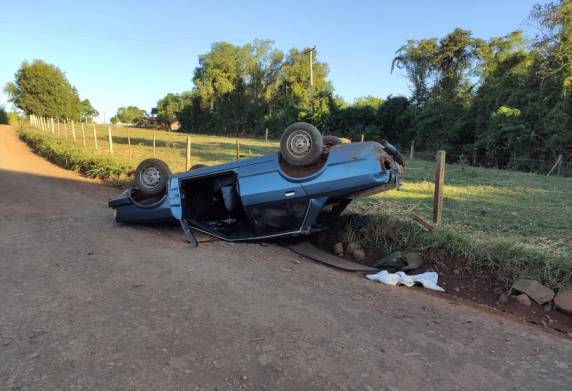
[111,106,146,124]
[4,60,83,120]
[79,99,99,121]
[0,106,8,124]
[169,40,332,134]
[154,93,184,125]
[392,38,438,107]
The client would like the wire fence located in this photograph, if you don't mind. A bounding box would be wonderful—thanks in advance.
[27,115,278,173]
[27,115,571,177]
[403,145,571,177]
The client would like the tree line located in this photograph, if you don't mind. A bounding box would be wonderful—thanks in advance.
[152,1,571,169]
[5,1,571,170]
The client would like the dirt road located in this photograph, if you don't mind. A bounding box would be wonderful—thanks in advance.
[1,125,571,390]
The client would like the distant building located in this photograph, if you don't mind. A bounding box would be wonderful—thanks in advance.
[168,119,181,131]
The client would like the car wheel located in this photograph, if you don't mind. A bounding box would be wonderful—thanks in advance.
[134,158,171,196]
[280,122,323,166]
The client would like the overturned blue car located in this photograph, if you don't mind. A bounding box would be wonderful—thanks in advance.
[108,122,404,246]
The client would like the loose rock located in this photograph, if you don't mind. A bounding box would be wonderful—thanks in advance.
[554,291,572,315]
[512,279,554,305]
[352,249,365,261]
[345,241,361,255]
[333,242,344,256]
[516,293,531,307]
[497,293,509,304]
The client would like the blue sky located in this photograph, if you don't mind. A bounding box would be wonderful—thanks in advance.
[1,0,544,122]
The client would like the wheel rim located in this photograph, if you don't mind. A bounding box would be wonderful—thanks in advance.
[139,166,161,188]
[288,130,312,157]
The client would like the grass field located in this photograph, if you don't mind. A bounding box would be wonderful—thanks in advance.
[39,122,279,172]
[20,123,572,288]
[348,159,572,289]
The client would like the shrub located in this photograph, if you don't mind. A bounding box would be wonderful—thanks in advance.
[19,129,130,180]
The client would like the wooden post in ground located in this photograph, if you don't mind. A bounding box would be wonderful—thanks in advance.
[71,121,76,143]
[50,118,55,134]
[236,137,240,160]
[360,134,365,142]
[93,124,98,150]
[64,121,68,139]
[410,140,415,160]
[265,128,268,142]
[81,122,86,146]
[127,128,132,160]
[152,132,156,157]
[547,155,563,177]
[56,119,60,136]
[433,150,446,225]
[186,136,192,170]
[107,126,113,154]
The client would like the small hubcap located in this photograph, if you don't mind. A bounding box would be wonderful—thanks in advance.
[140,166,161,188]
[288,130,312,157]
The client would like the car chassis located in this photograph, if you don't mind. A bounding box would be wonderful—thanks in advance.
[108,123,403,246]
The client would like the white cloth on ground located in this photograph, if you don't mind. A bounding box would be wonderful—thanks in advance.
[366,270,445,292]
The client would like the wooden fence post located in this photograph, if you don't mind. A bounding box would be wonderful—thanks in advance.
[71,121,76,143]
[153,132,156,157]
[360,134,365,142]
[56,119,60,136]
[547,155,563,177]
[265,128,268,142]
[81,122,86,146]
[107,126,113,154]
[64,121,68,139]
[93,124,98,150]
[186,136,192,170]
[50,118,55,134]
[127,128,132,160]
[433,150,446,225]
[236,137,240,160]
[409,140,415,160]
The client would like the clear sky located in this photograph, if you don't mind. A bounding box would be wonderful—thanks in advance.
[1,0,545,122]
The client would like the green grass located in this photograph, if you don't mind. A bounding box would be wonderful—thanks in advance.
[31,122,279,173]
[349,159,572,289]
[20,123,572,288]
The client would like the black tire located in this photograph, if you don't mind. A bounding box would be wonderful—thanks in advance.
[190,163,208,170]
[134,158,171,196]
[280,122,323,166]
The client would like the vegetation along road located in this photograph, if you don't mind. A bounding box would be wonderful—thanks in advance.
[2,124,572,389]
